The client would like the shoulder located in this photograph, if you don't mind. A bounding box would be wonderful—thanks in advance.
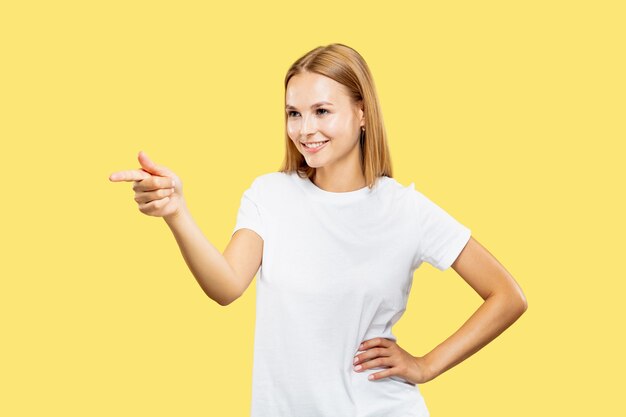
[378,176,418,200]
[252,171,292,189]
[378,177,445,218]
[383,177,434,201]
[245,172,296,203]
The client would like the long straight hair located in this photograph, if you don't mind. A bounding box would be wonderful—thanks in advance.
[278,43,393,189]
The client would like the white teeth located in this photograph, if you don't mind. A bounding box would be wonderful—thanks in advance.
[303,141,329,148]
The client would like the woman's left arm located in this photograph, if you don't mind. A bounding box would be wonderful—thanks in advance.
[421,236,528,381]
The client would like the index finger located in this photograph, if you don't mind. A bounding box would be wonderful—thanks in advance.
[109,169,151,182]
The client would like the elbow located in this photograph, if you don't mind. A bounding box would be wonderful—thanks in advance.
[209,281,242,307]
[216,298,230,307]
[508,292,528,317]
[514,283,528,314]
[519,294,528,314]
[205,290,234,307]
[507,280,528,316]
[215,289,241,307]
[219,297,238,307]
[215,294,235,307]
[492,289,528,317]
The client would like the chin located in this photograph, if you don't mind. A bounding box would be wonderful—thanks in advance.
[305,160,325,168]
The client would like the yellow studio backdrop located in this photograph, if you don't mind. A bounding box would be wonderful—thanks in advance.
[1,1,623,416]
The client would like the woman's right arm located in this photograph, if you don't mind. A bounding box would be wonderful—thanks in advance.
[110,151,262,306]
[164,205,263,306]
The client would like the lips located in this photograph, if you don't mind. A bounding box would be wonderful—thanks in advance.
[301,140,330,153]
[301,140,329,145]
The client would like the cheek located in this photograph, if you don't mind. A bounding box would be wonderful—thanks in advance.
[324,116,351,137]
[323,118,340,133]
[286,121,298,139]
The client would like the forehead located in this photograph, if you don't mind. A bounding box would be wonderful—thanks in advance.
[285,72,350,105]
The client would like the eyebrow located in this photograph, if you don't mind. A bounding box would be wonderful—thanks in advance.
[285,101,334,110]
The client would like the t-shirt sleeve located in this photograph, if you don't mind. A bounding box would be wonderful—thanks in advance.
[413,187,471,271]
[232,177,266,241]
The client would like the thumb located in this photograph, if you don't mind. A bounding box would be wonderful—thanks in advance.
[137,150,170,177]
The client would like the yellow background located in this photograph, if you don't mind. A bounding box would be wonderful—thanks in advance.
[1,0,624,415]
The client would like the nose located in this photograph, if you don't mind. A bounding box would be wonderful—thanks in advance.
[299,113,317,138]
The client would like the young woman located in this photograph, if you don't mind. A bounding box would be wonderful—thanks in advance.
[109,43,528,417]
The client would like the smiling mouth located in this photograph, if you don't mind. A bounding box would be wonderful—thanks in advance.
[301,140,330,149]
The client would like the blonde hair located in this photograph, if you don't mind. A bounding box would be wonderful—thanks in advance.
[278,43,393,189]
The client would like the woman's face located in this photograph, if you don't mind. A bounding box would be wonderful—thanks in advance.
[285,71,364,170]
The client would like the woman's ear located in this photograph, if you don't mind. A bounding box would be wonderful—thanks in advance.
[357,100,365,127]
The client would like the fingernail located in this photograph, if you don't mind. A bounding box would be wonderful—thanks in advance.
[354,365,362,371]
[172,179,175,187]
[353,357,358,364]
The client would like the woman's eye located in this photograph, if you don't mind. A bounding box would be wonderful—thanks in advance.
[287,109,328,117]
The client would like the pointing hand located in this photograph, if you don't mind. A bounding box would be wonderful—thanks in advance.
[109,151,186,220]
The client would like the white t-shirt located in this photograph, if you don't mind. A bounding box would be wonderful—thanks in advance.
[232,171,471,417]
